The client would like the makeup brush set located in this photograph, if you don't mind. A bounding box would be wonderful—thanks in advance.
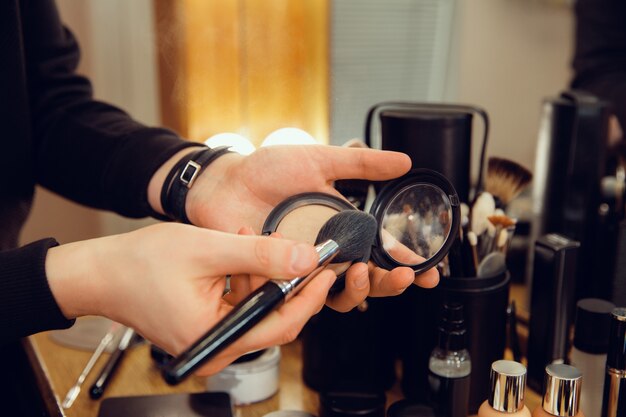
[445,156,533,280]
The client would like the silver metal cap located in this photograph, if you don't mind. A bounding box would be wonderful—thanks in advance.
[542,364,582,417]
[488,360,527,412]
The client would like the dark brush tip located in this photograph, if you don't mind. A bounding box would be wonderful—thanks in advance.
[315,210,378,263]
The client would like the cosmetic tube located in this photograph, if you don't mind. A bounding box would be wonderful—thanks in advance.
[532,364,583,417]
[570,299,615,417]
[478,360,531,417]
[601,308,626,417]
[428,304,470,417]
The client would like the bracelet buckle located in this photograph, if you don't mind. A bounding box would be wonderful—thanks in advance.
[179,160,202,188]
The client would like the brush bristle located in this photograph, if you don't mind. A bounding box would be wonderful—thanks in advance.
[315,210,377,263]
[486,157,533,205]
[487,214,516,228]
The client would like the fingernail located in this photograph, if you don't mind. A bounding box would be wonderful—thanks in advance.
[354,273,369,289]
[291,244,315,273]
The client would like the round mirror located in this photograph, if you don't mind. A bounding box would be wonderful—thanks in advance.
[369,169,460,274]
[381,183,453,264]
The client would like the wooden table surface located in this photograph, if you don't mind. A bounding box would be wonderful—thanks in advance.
[28,332,325,417]
[26,284,539,416]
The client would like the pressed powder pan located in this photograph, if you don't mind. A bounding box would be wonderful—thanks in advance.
[262,193,359,281]
[262,169,461,280]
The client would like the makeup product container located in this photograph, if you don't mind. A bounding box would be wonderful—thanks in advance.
[319,392,386,417]
[205,346,280,405]
[427,303,470,417]
[532,364,583,417]
[570,299,615,417]
[262,170,461,393]
[365,102,489,203]
[402,269,510,412]
[478,360,530,417]
[364,102,493,411]
[601,308,626,417]
[527,234,580,392]
[529,90,610,303]
[387,401,436,417]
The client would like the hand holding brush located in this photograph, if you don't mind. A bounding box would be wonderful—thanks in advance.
[162,210,378,384]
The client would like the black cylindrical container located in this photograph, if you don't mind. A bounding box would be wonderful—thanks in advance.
[301,297,396,392]
[380,109,473,202]
[402,270,510,414]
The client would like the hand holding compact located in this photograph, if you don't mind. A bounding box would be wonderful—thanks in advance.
[181,145,441,310]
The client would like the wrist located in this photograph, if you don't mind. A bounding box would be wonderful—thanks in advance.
[147,146,205,216]
[45,236,116,319]
[185,151,243,227]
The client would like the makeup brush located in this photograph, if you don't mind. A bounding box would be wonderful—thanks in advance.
[485,157,532,209]
[487,214,516,253]
[162,210,378,385]
[470,192,496,236]
[62,323,121,409]
[467,231,479,272]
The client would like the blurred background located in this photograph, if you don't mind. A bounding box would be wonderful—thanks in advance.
[21,0,573,244]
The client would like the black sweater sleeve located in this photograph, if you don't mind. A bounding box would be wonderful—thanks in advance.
[571,0,626,129]
[21,0,198,218]
[0,239,74,344]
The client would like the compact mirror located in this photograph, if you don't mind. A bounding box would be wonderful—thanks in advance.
[262,169,460,279]
[369,169,460,274]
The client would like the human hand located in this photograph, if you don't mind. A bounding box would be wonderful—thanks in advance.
[148,144,438,312]
[184,145,411,233]
[45,223,336,375]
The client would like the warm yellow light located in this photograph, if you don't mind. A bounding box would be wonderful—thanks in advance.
[261,128,319,147]
[205,133,256,155]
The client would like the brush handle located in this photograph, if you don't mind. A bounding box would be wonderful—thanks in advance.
[89,345,126,399]
[89,327,135,399]
[162,281,285,385]
[162,239,338,385]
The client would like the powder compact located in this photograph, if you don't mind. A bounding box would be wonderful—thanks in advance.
[262,169,460,284]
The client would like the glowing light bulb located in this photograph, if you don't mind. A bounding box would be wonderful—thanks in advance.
[205,133,256,155]
[261,128,318,147]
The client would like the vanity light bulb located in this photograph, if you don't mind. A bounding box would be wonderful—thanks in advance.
[261,127,318,147]
[205,133,256,155]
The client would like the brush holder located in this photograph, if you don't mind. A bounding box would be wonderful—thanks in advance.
[400,269,510,413]
[301,297,396,393]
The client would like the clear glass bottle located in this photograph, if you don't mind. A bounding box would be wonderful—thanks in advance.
[428,303,471,417]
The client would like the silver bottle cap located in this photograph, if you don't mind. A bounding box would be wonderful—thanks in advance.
[542,364,582,417]
[488,360,527,412]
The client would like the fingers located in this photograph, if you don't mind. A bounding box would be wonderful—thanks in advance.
[310,146,412,181]
[195,229,319,278]
[368,264,416,297]
[325,263,370,312]
[413,266,440,288]
[223,227,255,305]
[194,269,337,376]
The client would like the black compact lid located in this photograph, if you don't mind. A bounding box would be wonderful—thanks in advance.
[573,298,615,354]
[262,169,460,276]
[319,391,386,417]
[607,307,626,370]
[386,400,435,417]
[368,169,460,274]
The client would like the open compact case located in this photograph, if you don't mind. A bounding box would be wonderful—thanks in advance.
[262,169,461,286]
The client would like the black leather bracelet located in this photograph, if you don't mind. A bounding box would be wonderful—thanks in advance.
[161,146,233,224]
